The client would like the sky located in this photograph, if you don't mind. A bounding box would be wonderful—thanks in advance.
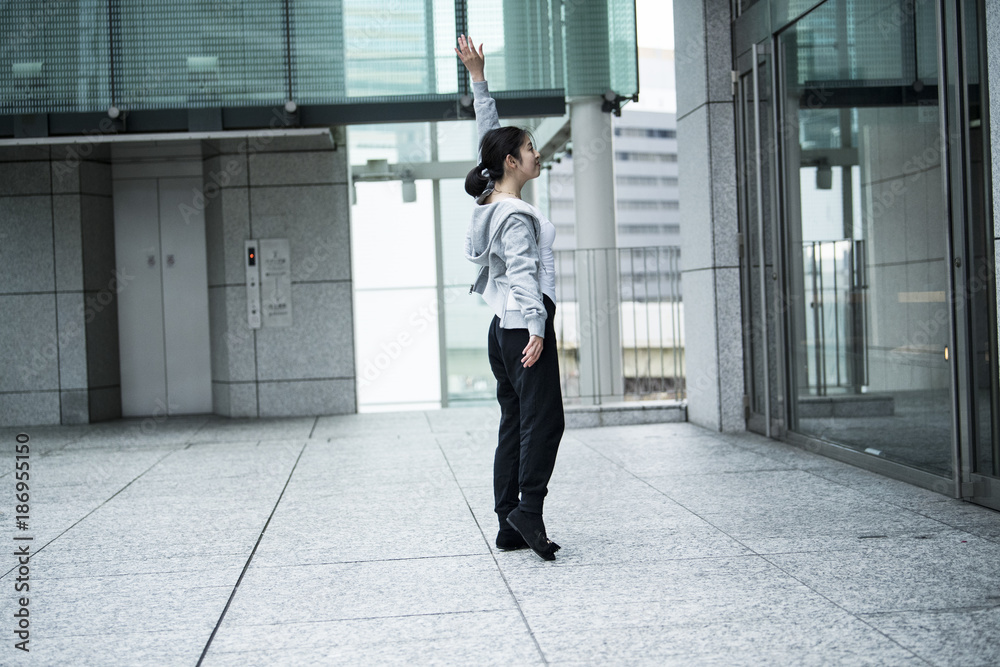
[636,0,674,50]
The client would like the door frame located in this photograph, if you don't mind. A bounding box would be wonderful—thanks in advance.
[736,40,788,439]
[944,0,1000,510]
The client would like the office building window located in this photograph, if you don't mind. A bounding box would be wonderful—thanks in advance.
[618,200,679,211]
[614,127,676,138]
[617,175,678,187]
[615,151,677,163]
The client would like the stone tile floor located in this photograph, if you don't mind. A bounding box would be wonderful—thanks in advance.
[1,407,999,666]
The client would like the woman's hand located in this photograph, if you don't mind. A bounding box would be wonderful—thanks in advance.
[455,33,485,82]
[522,335,543,368]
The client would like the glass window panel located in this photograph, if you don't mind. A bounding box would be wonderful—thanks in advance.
[2,0,571,115]
[608,0,638,98]
[291,0,346,103]
[354,287,442,410]
[441,178,477,287]
[342,0,435,97]
[781,0,953,477]
[350,178,436,290]
[116,1,287,110]
[444,285,495,405]
[2,1,110,114]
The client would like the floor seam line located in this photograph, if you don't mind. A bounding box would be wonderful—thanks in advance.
[433,433,550,666]
[754,552,938,666]
[0,446,184,580]
[195,440,309,666]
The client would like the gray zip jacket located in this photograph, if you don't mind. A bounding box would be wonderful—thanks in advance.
[464,80,547,338]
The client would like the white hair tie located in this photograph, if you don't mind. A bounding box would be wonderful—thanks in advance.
[480,167,490,178]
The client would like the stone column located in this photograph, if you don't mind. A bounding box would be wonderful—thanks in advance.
[674,0,744,431]
[570,98,624,403]
[202,131,357,418]
[565,0,624,404]
[0,143,121,426]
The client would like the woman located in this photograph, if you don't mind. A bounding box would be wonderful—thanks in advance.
[456,34,565,562]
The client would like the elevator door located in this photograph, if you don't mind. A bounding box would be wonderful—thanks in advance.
[114,176,212,417]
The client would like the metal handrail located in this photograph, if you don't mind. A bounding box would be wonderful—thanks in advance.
[553,246,684,403]
[802,239,867,395]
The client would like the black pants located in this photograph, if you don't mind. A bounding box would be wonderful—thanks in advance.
[488,294,564,525]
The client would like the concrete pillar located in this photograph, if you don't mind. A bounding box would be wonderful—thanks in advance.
[570,97,623,403]
[562,0,623,404]
[0,143,121,426]
[202,130,357,418]
[674,0,744,431]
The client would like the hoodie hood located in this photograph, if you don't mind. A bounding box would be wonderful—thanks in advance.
[464,197,541,267]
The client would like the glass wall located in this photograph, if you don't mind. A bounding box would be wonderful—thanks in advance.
[0,0,594,115]
[349,123,444,412]
[350,119,503,410]
[779,0,954,476]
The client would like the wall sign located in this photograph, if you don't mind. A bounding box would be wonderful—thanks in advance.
[259,238,293,328]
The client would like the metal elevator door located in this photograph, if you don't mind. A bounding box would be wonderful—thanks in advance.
[113,174,212,417]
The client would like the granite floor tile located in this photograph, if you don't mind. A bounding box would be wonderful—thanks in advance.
[8,445,179,490]
[29,629,210,666]
[3,570,235,639]
[60,416,210,449]
[532,614,926,666]
[223,555,514,626]
[578,434,795,478]
[858,607,1000,666]
[0,424,90,454]
[189,417,316,443]
[499,555,807,603]
[205,609,540,665]
[765,537,1000,614]
[677,499,957,554]
[28,550,249,579]
[250,489,489,565]
[423,405,501,434]
[310,411,432,439]
[1,409,998,665]
[139,440,304,482]
[643,468,903,515]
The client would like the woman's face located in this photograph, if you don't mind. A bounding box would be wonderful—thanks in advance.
[507,134,541,181]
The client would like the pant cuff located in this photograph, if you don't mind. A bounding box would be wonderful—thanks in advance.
[518,496,544,515]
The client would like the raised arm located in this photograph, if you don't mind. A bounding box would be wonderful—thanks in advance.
[455,34,501,149]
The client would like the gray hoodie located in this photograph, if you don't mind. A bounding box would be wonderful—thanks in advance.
[464,80,547,338]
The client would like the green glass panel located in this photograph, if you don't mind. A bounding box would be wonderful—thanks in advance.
[607,0,638,98]
[0,0,640,115]
[119,1,286,110]
[2,1,110,114]
[563,0,637,97]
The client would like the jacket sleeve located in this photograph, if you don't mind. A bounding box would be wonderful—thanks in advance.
[473,80,501,156]
[497,213,546,338]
